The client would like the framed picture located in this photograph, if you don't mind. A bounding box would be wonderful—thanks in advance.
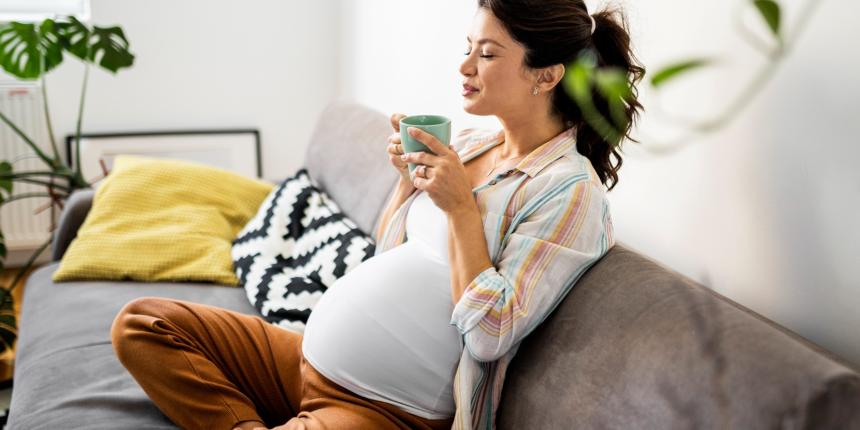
[65,129,262,183]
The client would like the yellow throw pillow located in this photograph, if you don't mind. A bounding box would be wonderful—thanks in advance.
[52,155,273,286]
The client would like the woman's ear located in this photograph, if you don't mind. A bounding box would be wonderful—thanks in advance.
[537,64,565,93]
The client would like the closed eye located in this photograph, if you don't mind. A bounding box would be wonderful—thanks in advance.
[463,51,494,58]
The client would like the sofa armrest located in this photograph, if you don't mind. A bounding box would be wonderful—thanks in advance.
[51,189,95,262]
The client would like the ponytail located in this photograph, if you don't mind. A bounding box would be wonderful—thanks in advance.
[576,7,645,191]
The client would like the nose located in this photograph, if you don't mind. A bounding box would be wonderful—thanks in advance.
[459,53,476,78]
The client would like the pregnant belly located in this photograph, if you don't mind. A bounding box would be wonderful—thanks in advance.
[301,241,463,418]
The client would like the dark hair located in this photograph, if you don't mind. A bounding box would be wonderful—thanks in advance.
[477,0,645,191]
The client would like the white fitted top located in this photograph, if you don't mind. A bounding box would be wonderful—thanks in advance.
[301,191,462,419]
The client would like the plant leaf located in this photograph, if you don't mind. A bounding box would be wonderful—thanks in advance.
[56,17,90,59]
[563,53,594,102]
[650,58,711,88]
[595,68,632,101]
[0,20,64,79]
[594,68,633,130]
[89,25,135,72]
[0,161,11,196]
[0,289,16,355]
[753,0,781,39]
[58,17,134,73]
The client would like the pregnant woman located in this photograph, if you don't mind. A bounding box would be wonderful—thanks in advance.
[110,0,644,429]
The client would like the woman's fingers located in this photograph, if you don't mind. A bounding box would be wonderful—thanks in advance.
[401,151,440,166]
[390,113,408,132]
[405,127,450,156]
[412,174,429,191]
[386,133,404,155]
[389,153,408,169]
[415,164,433,179]
[387,133,407,170]
[389,144,409,168]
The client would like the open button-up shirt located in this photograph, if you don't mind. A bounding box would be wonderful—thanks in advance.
[375,126,616,429]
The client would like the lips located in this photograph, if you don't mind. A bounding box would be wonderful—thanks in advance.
[462,83,479,96]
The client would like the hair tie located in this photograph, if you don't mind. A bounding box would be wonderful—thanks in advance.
[589,14,597,35]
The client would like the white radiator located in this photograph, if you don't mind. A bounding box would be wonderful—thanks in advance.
[0,82,55,252]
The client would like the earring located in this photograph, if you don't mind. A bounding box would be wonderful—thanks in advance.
[532,86,539,96]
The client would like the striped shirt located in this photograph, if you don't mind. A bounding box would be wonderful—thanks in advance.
[375,126,616,429]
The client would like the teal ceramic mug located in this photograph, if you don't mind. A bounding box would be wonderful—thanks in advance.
[399,115,452,173]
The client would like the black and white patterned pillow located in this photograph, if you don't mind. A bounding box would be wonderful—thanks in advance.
[231,168,376,333]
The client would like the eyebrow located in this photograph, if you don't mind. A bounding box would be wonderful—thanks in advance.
[466,36,506,49]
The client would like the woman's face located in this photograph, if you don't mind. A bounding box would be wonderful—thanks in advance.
[460,8,538,119]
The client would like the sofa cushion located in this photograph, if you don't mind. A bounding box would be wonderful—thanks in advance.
[231,168,376,333]
[52,155,273,286]
[304,101,399,236]
[10,263,258,429]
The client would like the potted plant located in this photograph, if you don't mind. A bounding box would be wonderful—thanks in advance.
[0,16,134,356]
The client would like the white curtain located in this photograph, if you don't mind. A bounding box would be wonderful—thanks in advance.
[0,0,89,23]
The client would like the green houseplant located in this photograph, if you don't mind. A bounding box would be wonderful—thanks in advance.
[563,0,816,155]
[0,16,134,355]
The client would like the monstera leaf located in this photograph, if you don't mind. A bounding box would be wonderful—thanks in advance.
[0,20,65,79]
[57,17,134,73]
[0,17,134,80]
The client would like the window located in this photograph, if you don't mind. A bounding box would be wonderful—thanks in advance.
[0,0,90,23]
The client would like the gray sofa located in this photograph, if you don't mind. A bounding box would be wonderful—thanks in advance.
[9,101,860,429]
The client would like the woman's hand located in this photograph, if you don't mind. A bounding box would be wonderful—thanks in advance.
[400,127,476,215]
[387,113,414,187]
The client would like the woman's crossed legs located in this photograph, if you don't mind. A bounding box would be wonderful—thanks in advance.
[110,297,452,430]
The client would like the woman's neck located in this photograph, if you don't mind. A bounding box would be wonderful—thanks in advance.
[496,113,567,158]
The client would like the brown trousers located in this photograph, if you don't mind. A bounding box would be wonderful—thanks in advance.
[110,297,454,430]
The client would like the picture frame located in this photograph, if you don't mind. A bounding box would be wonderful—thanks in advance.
[65,129,262,183]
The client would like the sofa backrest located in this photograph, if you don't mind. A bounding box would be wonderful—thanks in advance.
[497,243,860,429]
[304,100,399,237]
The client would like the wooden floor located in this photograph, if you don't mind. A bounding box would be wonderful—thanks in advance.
[0,265,39,383]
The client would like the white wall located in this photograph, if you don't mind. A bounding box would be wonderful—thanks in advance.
[39,0,340,183]
[338,0,860,367]
[338,0,501,133]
